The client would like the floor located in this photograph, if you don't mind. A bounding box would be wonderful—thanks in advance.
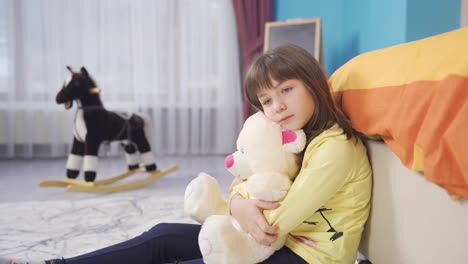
[0,155,232,203]
[0,156,368,263]
[0,155,232,261]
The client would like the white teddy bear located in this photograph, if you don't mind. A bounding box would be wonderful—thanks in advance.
[184,112,306,264]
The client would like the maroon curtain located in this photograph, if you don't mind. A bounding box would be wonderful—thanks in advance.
[232,0,273,121]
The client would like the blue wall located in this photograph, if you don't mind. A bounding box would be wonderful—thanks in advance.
[274,0,460,76]
[406,0,461,42]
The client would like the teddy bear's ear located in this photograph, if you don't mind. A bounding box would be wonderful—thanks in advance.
[282,129,306,153]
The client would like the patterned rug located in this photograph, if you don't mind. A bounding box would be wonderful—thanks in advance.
[0,189,195,261]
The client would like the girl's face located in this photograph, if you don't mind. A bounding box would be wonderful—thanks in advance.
[257,78,315,131]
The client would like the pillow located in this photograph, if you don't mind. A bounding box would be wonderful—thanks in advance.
[329,27,468,199]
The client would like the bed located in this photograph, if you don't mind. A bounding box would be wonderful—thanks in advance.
[360,140,468,263]
[328,27,468,263]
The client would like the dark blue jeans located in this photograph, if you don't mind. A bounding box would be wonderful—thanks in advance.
[46,223,306,264]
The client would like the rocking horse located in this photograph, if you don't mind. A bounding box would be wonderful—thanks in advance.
[39,66,177,192]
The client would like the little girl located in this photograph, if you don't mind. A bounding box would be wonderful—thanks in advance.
[3,44,371,264]
[230,43,372,263]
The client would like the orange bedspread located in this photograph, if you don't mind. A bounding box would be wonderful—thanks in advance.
[329,27,468,198]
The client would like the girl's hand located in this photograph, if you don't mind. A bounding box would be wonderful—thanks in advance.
[230,193,279,246]
[229,175,244,192]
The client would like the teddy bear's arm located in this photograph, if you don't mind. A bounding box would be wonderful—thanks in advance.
[245,172,291,201]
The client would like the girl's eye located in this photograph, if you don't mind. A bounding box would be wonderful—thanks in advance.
[262,99,271,105]
[282,87,291,93]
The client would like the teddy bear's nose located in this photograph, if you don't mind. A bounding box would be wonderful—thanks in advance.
[225,154,234,169]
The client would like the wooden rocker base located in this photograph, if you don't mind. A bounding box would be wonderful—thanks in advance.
[39,165,178,193]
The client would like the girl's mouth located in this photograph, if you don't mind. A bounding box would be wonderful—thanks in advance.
[280,115,293,123]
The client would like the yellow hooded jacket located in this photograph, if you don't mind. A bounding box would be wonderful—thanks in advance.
[231,124,372,264]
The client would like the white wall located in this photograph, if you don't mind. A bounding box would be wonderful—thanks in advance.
[462,0,468,26]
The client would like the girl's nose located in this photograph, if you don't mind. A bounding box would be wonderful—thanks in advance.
[274,101,287,112]
[225,154,234,169]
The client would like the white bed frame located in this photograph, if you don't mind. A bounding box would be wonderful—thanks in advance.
[359,141,468,264]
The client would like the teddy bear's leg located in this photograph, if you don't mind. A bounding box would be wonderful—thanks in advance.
[66,137,84,179]
[198,215,275,264]
[184,173,228,223]
[122,142,140,170]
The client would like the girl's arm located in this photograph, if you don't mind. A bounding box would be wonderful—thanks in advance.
[230,175,280,245]
[230,193,279,246]
[264,138,358,236]
[231,138,360,244]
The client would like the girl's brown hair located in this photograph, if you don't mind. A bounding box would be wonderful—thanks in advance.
[244,43,355,143]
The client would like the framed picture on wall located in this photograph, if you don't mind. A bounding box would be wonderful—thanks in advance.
[264,18,322,64]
